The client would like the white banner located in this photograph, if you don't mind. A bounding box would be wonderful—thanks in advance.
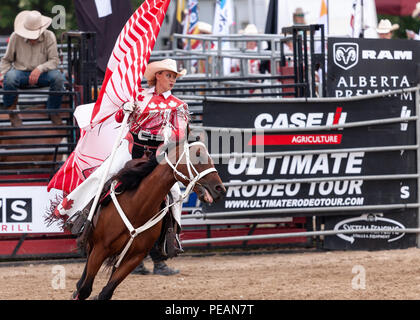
[94,0,112,18]
[0,186,62,233]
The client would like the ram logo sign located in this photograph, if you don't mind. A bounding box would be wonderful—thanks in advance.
[333,42,359,70]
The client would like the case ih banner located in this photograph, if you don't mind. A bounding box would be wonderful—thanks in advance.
[201,94,417,219]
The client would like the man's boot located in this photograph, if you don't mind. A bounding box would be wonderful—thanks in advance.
[132,262,151,275]
[50,113,62,125]
[153,261,179,276]
[7,98,21,127]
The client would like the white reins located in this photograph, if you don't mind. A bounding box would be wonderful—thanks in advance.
[164,141,217,198]
[112,141,216,268]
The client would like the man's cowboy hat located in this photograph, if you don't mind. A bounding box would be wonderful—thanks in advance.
[196,21,212,34]
[239,24,259,35]
[376,19,399,34]
[293,7,305,17]
[412,2,420,18]
[14,10,52,40]
[144,59,187,82]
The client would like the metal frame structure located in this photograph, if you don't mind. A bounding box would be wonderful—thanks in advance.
[162,27,326,98]
[64,31,98,104]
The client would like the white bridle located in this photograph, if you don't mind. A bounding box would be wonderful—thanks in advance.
[164,141,217,199]
[111,140,217,268]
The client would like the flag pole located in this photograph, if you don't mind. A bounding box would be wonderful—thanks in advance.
[359,0,364,38]
[79,112,130,242]
[327,0,329,36]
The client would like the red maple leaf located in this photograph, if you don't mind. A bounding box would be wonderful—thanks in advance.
[62,197,74,210]
[137,94,145,102]
[53,208,61,218]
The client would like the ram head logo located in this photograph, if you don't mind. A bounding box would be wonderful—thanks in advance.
[333,43,359,70]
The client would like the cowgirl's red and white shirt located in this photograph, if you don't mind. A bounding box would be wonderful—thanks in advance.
[115,87,190,143]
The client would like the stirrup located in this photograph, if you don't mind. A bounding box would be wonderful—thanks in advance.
[162,227,184,258]
[64,207,89,235]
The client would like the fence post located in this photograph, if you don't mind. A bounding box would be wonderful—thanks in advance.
[416,86,420,248]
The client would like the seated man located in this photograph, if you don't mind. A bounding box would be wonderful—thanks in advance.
[376,19,399,40]
[0,10,65,126]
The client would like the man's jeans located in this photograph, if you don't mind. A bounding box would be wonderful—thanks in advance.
[3,68,65,109]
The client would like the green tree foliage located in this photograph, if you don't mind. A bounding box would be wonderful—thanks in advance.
[0,0,77,36]
[0,0,144,36]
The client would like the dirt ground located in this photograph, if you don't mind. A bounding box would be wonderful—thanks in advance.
[1,247,420,300]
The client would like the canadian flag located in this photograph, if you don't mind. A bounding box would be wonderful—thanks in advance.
[349,0,362,38]
[48,0,171,194]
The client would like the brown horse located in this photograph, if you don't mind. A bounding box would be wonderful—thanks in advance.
[72,140,225,300]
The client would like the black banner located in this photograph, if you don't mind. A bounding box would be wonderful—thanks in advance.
[204,95,416,152]
[322,37,420,249]
[74,0,133,77]
[202,94,417,217]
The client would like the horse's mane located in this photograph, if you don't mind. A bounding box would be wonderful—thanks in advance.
[112,154,159,193]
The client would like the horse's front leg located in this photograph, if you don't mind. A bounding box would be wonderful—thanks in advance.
[74,245,109,300]
[94,251,147,300]
[72,263,87,299]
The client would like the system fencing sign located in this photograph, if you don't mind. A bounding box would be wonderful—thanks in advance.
[201,93,417,219]
[323,211,418,250]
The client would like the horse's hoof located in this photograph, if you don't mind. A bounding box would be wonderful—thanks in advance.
[71,291,79,300]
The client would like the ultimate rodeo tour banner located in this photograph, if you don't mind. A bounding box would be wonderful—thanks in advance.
[201,93,417,218]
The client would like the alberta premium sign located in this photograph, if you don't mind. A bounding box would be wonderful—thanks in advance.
[327,37,420,97]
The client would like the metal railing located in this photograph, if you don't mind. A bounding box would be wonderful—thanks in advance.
[0,90,80,184]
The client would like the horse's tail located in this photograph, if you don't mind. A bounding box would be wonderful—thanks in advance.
[104,254,119,271]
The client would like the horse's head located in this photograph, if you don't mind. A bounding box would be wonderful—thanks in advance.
[159,140,226,204]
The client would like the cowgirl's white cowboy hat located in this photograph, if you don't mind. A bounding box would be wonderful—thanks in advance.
[14,10,52,40]
[412,2,420,18]
[376,19,399,34]
[144,59,187,81]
